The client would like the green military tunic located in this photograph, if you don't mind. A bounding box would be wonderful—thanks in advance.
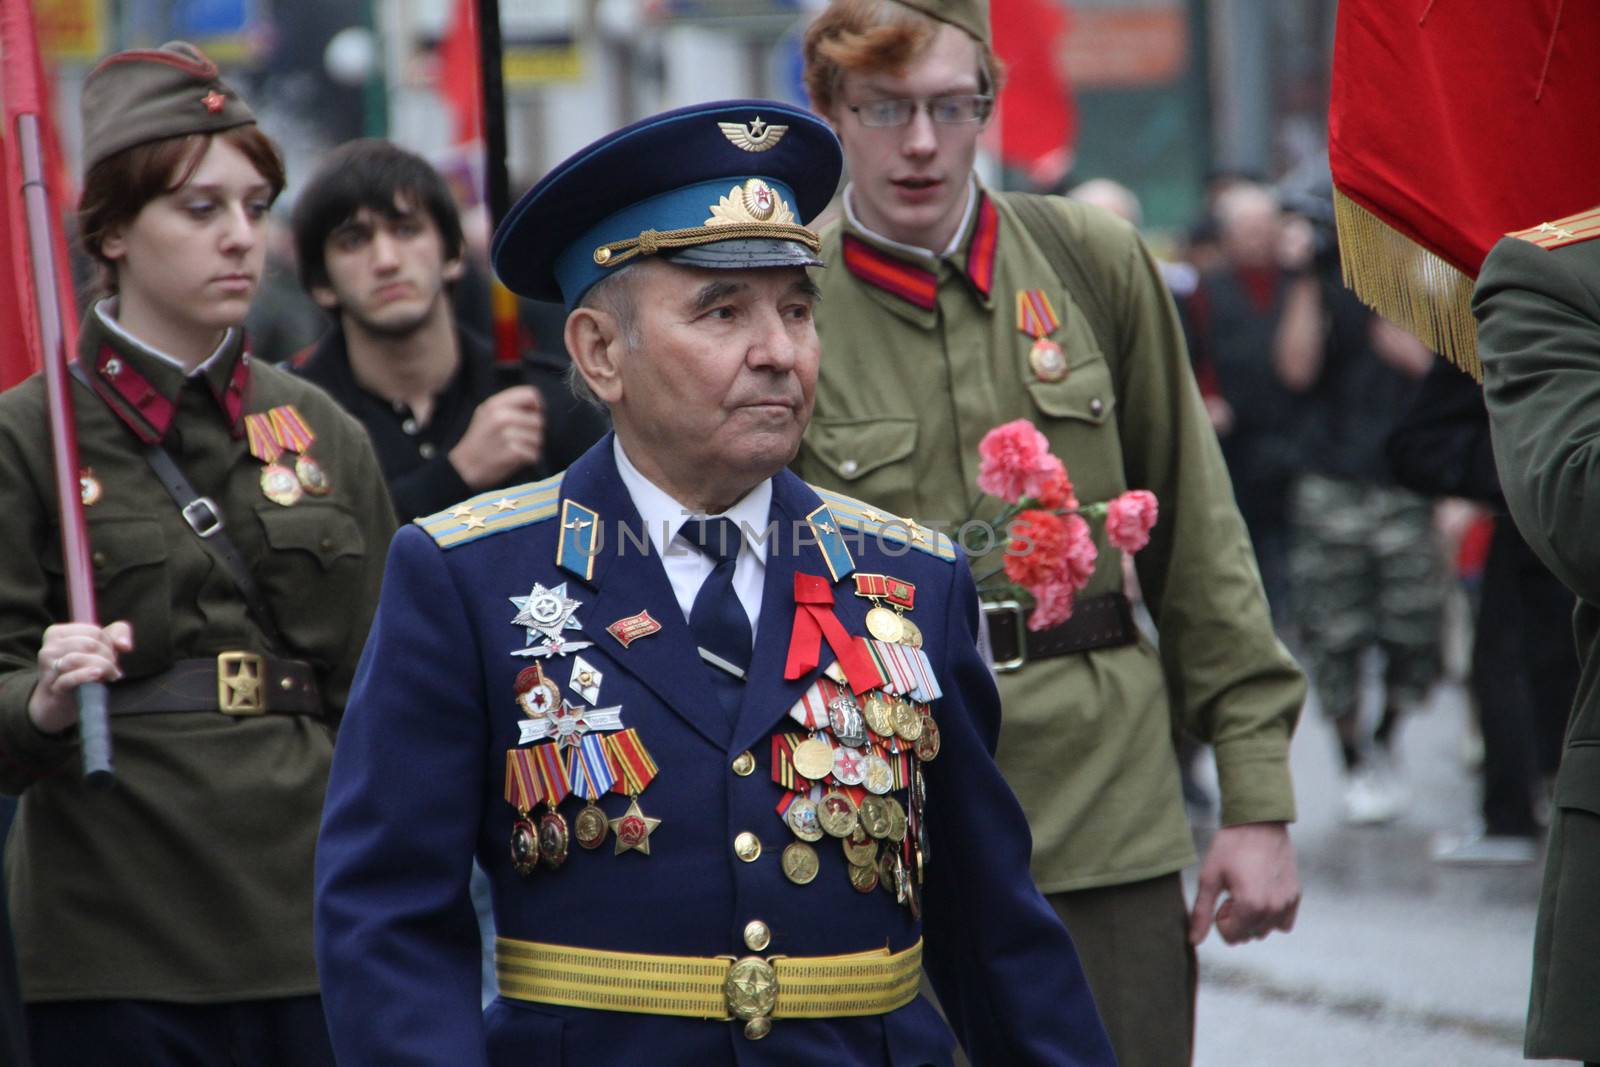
[1475,208,1600,1062]
[797,187,1304,892]
[0,304,395,1002]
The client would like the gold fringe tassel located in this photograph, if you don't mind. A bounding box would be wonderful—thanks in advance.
[1333,188,1482,381]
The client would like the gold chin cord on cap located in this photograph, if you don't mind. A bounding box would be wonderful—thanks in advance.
[592,222,820,269]
[591,178,819,268]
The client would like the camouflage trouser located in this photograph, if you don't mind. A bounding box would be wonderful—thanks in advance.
[1290,473,1445,720]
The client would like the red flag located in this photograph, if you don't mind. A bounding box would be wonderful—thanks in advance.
[992,0,1075,189]
[1329,1,1600,377]
[439,0,484,146]
[0,0,77,391]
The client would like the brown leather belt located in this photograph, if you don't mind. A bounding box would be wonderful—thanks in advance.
[107,653,322,717]
[983,592,1137,672]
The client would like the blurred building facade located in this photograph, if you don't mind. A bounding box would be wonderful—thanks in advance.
[37,0,1338,235]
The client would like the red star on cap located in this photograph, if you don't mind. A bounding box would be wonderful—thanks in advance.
[201,90,226,113]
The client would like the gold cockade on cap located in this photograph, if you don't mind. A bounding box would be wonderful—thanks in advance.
[706,178,796,228]
[719,116,788,153]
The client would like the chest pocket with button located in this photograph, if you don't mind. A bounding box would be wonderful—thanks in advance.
[253,502,369,622]
[1024,352,1126,492]
[799,416,918,505]
[42,515,174,671]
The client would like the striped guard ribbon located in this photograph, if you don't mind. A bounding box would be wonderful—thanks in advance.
[889,748,910,790]
[567,734,617,800]
[771,732,805,791]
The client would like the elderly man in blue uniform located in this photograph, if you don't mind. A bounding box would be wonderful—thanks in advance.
[314,101,1114,1066]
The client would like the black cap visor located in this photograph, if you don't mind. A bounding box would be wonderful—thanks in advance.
[666,237,824,272]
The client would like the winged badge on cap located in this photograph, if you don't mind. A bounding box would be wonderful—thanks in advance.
[719,117,788,153]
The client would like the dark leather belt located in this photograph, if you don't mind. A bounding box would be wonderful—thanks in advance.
[983,592,1137,672]
[107,653,322,717]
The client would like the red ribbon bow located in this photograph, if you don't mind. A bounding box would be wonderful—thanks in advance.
[785,573,880,696]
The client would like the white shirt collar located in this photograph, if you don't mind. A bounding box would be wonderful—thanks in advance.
[843,175,978,261]
[611,436,773,563]
[94,298,236,378]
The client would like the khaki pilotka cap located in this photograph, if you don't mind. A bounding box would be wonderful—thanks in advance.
[889,0,990,45]
[80,41,255,172]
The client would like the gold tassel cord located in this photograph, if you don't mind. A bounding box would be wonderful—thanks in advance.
[1333,188,1482,381]
[593,222,821,270]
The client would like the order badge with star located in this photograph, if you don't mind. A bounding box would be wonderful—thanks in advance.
[510,581,594,659]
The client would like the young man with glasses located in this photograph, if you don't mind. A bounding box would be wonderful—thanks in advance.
[795,2,1307,1062]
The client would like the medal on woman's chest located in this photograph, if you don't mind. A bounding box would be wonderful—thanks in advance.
[245,406,329,505]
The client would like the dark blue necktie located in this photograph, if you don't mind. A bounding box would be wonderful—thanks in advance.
[680,517,753,726]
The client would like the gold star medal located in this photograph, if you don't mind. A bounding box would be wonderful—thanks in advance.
[610,796,661,855]
[602,729,661,854]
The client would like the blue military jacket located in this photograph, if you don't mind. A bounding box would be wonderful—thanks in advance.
[315,437,1113,1066]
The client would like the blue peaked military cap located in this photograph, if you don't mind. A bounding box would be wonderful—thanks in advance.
[491,99,843,308]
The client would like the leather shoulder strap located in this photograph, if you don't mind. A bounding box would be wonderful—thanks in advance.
[1002,192,1121,363]
[71,360,289,652]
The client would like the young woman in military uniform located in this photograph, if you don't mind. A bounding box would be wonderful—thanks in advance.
[0,43,395,1065]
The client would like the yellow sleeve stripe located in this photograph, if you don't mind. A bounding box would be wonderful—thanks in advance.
[810,487,958,562]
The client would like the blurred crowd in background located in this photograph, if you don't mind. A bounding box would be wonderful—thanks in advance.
[23,0,1572,864]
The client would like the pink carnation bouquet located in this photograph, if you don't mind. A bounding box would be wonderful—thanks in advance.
[972,420,1159,631]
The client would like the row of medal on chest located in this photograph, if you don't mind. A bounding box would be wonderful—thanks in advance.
[508,692,940,915]
[506,767,933,915]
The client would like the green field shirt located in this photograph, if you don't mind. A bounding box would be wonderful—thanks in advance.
[796,188,1303,892]
[0,308,395,1001]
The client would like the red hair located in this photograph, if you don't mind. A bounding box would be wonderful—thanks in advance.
[802,0,1005,117]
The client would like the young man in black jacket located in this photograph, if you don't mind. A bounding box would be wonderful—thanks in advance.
[291,139,604,520]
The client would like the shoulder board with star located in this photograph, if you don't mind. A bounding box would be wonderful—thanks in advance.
[1507,204,1600,250]
[809,486,958,563]
[416,474,564,549]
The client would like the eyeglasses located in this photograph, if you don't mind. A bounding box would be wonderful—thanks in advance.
[846,94,994,129]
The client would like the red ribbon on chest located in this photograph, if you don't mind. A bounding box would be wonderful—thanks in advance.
[785,572,880,696]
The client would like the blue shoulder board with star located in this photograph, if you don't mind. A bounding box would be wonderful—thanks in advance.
[809,486,959,563]
[416,475,564,549]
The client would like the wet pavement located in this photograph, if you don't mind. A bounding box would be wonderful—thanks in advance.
[1191,676,1543,1066]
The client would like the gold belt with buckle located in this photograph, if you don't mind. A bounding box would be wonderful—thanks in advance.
[494,936,923,1040]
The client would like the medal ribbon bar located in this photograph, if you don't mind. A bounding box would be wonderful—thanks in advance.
[505,748,545,812]
[1016,288,1060,340]
[268,405,316,452]
[604,729,658,795]
[531,743,572,805]
[568,734,617,799]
